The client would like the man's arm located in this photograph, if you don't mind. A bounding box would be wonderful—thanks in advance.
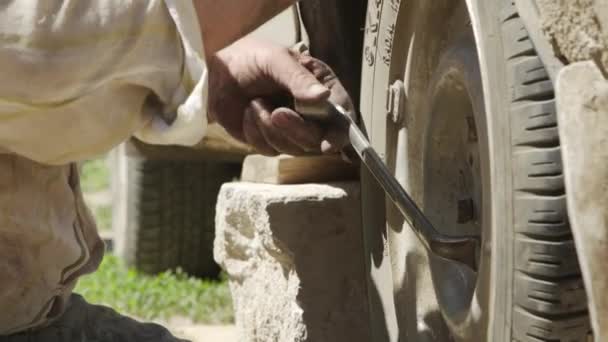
[193,0,297,56]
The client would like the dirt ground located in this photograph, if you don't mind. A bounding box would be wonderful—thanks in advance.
[151,316,237,342]
[169,324,237,342]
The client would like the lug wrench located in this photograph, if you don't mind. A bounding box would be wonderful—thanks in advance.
[296,100,480,271]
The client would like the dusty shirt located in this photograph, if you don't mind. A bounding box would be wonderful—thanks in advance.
[0,0,208,335]
[0,0,208,164]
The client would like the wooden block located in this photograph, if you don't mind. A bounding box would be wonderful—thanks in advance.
[241,154,358,184]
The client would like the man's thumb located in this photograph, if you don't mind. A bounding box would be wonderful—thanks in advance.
[271,52,330,102]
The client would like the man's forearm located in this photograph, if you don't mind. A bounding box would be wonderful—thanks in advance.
[193,0,297,57]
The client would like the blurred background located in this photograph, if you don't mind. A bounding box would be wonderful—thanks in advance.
[77,152,235,338]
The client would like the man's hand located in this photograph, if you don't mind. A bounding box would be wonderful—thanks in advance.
[208,38,355,156]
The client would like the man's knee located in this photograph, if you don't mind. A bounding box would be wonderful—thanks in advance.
[0,155,102,335]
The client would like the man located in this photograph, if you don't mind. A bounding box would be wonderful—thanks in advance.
[0,1,353,340]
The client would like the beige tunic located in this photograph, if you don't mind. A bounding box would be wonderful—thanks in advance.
[0,0,208,334]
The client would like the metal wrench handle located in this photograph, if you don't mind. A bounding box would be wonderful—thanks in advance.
[297,101,479,270]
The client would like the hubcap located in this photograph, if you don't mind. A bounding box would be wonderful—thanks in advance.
[424,70,485,325]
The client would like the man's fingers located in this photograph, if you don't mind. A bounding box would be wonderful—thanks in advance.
[265,52,355,155]
[320,116,351,154]
[266,51,331,102]
[270,108,324,152]
[249,99,306,155]
[243,106,278,156]
[297,54,357,114]
[297,54,336,86]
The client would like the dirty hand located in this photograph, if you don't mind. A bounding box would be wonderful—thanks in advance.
[208,38,355,156]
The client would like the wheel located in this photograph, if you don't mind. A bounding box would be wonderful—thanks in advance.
[359,0,590,340]
[111,144,241,278]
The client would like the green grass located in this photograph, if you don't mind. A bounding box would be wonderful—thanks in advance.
[75,254,234,325]
[81,157,112,232]
[81,158,110,193]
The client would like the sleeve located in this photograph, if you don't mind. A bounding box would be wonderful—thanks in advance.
[134,0,209,146]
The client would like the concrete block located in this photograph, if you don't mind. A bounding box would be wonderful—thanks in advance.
[556,61,608,341]
[214,182,370,342]
[537,0,608,72]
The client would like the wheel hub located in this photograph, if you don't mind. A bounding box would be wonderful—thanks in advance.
[424,68,485,325]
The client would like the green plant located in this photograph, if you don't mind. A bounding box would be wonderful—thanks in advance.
[75,254,234,324]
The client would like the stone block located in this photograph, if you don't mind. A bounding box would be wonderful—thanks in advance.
[214,182,370,342]
[556,61,608,341]
[537,0,608,72]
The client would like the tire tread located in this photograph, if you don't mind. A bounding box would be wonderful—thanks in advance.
[502,0,590,340]
[127,158,240,277]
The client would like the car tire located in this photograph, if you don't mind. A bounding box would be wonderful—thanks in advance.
[111,144,241,278]
[359,0,590,340]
